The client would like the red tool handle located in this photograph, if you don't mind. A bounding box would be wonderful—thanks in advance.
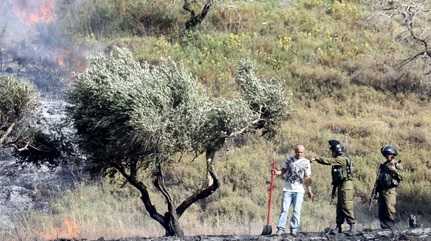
[265,159,276,225]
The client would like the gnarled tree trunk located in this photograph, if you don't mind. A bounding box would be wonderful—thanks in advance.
[114,151,220,237]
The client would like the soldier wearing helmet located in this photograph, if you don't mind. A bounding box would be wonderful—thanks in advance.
[374,145,402,229]
[312,140,355,234]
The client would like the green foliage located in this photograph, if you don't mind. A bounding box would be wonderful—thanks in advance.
[0,76,38,127]
[235,60,290,135]
[68,46,288,172]
[0,76,39,151]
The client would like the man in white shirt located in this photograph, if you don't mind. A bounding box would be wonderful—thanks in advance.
[274,144,314,236]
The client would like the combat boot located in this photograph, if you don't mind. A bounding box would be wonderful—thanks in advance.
[346,224,355,235]
[338,225,343,233]
[329,225,342,235]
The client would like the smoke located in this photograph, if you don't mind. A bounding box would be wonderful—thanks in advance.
[1,0,57,58]
[0,0,88,93]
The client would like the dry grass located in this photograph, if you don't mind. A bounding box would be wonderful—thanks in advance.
[4,88,430,241]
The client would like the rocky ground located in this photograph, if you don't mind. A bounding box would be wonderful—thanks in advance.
[48,228,431,241]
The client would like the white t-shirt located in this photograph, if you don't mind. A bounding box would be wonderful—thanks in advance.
[281,156,311,193]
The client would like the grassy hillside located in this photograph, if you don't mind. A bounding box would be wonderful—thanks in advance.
[5,0,431,240]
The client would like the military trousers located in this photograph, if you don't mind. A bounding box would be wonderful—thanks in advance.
[378,188,397,229]
[336,180,355,225]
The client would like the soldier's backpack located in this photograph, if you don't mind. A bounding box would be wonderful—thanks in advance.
[331,157,353,185]
[331,165,346,185]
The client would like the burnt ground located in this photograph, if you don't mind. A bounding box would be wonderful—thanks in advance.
[51,228,431,241]
[0,98,80,229]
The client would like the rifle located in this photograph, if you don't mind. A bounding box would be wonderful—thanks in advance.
[330,184,337,204]
[368,164,381,210]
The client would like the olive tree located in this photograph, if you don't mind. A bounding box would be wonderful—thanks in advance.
[67,47,289,236]
[0,76,38,148]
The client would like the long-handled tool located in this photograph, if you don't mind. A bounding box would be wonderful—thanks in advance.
[261,159,276,235]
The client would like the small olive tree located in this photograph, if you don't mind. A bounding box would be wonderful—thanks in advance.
[0,76,64,165]
[67,47,289,236]
[0,76,38,148]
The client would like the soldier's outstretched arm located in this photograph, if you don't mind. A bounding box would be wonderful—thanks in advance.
[312,157,333,165]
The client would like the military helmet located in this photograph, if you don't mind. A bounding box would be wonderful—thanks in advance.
[381,145,398,157]
[328,139,344,156]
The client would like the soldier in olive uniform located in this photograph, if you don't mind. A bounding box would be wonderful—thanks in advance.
[374,145,402,229]
[313,140,355,233]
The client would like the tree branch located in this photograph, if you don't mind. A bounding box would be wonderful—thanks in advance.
[113,163,166,226]
[184,0,214,30]
[228,117,264,138]
[0,122,16,146]
[153,162,185,236]
[398,51,425,69]
[153,162,176,215]
[176,150,220,217]
[398,4,431,69]
[190,151,199,162]
[183,0,196,18]
[13,141,30,152]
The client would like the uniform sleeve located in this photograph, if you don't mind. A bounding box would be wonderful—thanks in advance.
[315,156,347,166]
[314,157,335,165]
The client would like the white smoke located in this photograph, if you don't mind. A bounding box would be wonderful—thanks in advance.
[0,0,89,93]
[0,0,57,51]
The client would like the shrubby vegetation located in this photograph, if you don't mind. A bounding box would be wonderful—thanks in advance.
[0,76,70,166]
[0,76,38,148]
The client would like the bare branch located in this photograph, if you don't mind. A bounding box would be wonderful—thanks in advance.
[227,117,264,138]
[0,122,16,146]
[177,152,184,163]
[153,162,184,236]
[113,163,166,226]
[153,163,176,214]
[397,4,431,70]
[182,0,196,17]
[176,150,219,217]
[184,0,214,30]
[398,51,425,69]
[190,151,199,162]
[14,142,30,152]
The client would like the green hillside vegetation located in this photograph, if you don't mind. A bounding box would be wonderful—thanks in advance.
[6,0,431,240]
